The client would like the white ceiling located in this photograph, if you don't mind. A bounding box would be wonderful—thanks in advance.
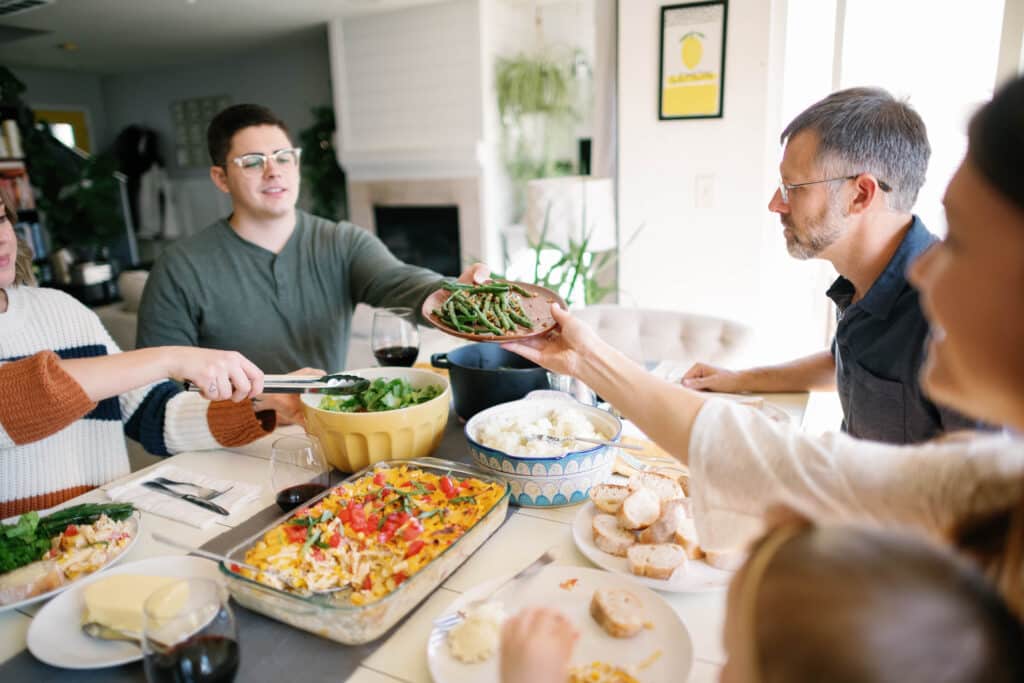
[0,0,447,73]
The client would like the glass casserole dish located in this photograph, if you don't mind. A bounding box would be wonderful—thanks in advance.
[218,457,510,644]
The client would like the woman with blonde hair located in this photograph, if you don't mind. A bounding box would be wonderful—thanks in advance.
[0,190,274,516]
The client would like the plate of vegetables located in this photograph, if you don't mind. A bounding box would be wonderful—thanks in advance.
[0,503,139,611]
[422,279,566,342]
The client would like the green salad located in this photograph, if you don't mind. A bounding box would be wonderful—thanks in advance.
[318,378,443,413]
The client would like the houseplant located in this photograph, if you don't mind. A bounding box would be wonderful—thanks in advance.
[298,106,347,221]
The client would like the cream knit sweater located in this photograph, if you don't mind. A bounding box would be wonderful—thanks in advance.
[0,286,272,517]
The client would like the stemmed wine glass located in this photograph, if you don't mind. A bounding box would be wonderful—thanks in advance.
[270,434,330,512]
[142,578,239,683]
[371,307,420,367]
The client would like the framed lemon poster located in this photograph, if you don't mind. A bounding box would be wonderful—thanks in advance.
[658,1,728,120]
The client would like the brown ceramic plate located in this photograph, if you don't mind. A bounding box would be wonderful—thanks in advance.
[421,280,566,342]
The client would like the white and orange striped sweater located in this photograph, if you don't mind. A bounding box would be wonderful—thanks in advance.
[0,285,274,517]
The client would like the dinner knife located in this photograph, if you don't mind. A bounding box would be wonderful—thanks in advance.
[141,480,230,516]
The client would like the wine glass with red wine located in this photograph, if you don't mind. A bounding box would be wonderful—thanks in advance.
[143,578,239,683]
[371,307,420,367]
[270,434,330,512]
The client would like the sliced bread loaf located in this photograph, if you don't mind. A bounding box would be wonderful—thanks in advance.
[638,499,688,545]
[627,543,687,580]
[617,488,661,530]
[589,587,647,638]
[592,513,636,556]
[627,471,684,503]
[589,483,631,514]
[673,518,704,560]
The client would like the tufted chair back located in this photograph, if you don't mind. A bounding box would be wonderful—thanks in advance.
[573,305,753,368]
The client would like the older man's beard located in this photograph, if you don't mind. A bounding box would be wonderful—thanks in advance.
[783,202,845,260]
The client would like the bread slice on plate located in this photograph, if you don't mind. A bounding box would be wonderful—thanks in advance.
[704,549,746,571]
[0,560,63,606]
[589,484,631,514]
[589,587,647,638]
[627,543,687,580]
[673,518,704,560]
[627,471,684,503]
[617,488,661,530]
[638,499,688,545]
[592,514,636,557]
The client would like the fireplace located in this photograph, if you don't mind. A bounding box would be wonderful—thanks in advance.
[374,205,461,277]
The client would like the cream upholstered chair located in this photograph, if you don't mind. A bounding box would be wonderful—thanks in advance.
[573,305,753,369]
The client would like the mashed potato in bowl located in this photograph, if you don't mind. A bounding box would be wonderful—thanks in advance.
[473,406,608,458]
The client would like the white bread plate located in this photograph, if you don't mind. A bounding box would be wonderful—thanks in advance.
[427,564,692,683]
[573,501,732,593]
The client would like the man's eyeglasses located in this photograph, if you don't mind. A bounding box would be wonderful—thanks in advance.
[230,148,302,174]
[778,174,892,204]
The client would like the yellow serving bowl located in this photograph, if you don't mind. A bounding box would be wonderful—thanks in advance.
[300,367,450,473]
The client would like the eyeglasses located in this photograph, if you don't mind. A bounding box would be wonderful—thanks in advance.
[778,174,892,204]
[230,147,302,174]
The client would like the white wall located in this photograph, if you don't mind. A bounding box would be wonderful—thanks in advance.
[10,65,110,150]
[617,0,827,363]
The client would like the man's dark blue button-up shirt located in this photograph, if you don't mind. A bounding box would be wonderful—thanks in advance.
[828,216,977,444]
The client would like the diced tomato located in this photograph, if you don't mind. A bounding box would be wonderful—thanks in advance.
[423,482,437,491]
[311,548,325,561]
[367,514,380,531]
[439,477,456,498]
[329,532,341,548]
[284,525,308,543]
[231,563,241,573]
[366,492,377,502]
[63,524,78,537]
[459,479,473,489]
[401,481,413,488]
[405,539,425,558]
[402,524,421,542]
[373,472,386,486]
[393,572,408,586]
[362,575,372,590]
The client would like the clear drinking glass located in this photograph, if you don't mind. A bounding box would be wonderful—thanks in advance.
[142,578,239,683]
[270,434,330,512]
[371,307,420,367]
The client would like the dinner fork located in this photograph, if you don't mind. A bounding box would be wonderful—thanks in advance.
[524,434,645,451]
[432,549,557,634]
[149,476,230,500]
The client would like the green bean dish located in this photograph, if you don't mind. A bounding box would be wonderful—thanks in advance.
[431,280,536,335]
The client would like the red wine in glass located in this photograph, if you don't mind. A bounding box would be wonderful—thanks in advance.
[275,483,328,512]
[143,634,239,683]
[373,345,419,367]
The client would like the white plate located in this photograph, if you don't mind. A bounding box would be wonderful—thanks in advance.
[427,564,692,683]
[27,555,222,669]
[572,502,732,593]
[0,511,142,613]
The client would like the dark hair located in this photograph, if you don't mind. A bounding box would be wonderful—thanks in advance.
[781,87,931,212]
[969,75,1024,214]
[755,526,1024,683]
[0,185,36,287]
[206,104,290,167]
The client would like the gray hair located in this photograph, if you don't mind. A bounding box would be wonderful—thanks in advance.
[781,87,930,212]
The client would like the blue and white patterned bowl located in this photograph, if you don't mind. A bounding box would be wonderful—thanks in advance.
[464,397,621,507]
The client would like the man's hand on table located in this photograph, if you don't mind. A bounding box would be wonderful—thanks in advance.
[255,367,324,426]
[681,362,748,393]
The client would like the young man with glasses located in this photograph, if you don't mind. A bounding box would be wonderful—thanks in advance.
[682,87,980,444]
[136,104,487,406]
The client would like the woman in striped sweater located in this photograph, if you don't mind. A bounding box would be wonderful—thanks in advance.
[0,191,276,517]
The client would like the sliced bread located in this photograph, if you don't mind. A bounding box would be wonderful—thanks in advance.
[627,471,684,503]
[704,549,746,571]
[673,518,704,560]
[627,543,687,580]
[637,499,688,545]
[592,514,637,557]
[589,484,631,514]
[616,488,661,530]
[589,587,647,638]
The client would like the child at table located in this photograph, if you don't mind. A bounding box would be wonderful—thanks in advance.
[0,188,288,517]
[499,520,1024,683]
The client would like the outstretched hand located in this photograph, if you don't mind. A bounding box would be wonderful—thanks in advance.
[456,262,492,285]
[169,347,264,402]
[499,607,579,683]
[501,303,602,377]
[681,362,745,392]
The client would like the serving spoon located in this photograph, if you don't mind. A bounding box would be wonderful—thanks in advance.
[524,434,645,451]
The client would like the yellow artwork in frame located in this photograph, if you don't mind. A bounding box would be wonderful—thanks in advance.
[659,1,728,120]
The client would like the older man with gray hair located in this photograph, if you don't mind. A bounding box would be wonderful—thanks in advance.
[683,87,979,444]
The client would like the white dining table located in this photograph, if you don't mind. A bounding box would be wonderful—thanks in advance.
[0,390,809,682]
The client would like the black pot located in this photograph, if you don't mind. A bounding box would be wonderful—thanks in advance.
[431,343,550,420]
